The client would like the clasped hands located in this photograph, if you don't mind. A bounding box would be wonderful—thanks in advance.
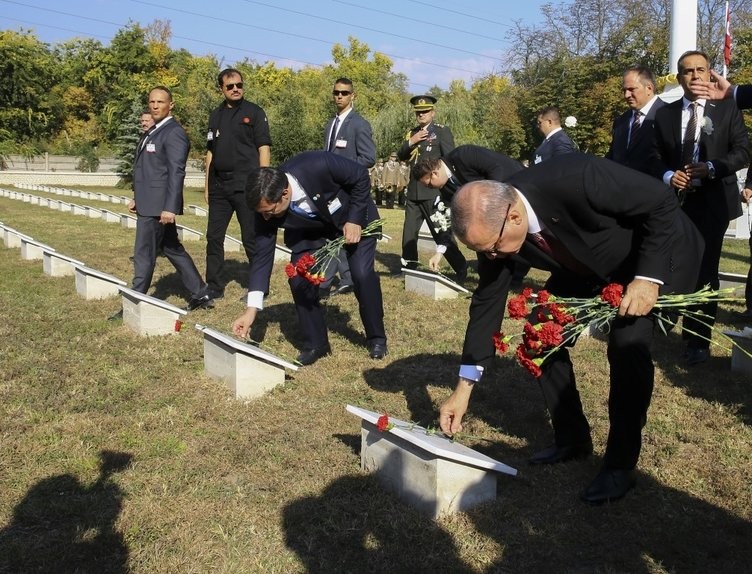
[671,162,709,190]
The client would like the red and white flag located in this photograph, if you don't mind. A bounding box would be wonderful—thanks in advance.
[723,1,732,78]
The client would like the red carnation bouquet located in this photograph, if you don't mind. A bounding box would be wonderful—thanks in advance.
[284,218,384,285]
[494,284,749,378]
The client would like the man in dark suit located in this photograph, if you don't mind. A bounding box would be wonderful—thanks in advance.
[231,151,387,365]
[320,77,376,299]
[129,86,212,310]
[438,155,703,504]
[397,95,467,283]
[651,50,750,365]
[606,65,665,174]
[532,106,576,165]
[412,145,524,272]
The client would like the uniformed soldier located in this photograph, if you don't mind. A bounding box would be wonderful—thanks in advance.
[396,95,467,282]
[381,152,401,209]
[370,158,384,205]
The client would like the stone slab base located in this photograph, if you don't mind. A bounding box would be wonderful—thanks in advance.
[43,252,82,277]
[121,293,184,336]
[203,338,285,399]
[360,420,496,518]
[726,331,752,376]
[75,271,124,300]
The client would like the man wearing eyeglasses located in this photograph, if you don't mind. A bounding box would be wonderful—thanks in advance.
[231,151,387,365]
[438,154,703,504]
[204,68,272,302]
[397,95,467,284]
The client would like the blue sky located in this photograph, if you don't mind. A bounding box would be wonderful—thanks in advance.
[1,0,550,92]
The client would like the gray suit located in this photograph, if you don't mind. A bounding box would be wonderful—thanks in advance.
[132,117,206,298]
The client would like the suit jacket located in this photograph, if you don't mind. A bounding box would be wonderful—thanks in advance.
[398,122,455,201]
[248,151,378,294]
[735,85,752,109]
[325,110,376,168]
[433,145,525,246]
[461,154,703,369]
[651,98,749,220]
[133,117,190,217]
[532,128,576,164]
[606,97,665,174]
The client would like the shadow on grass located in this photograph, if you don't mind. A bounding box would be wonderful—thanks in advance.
[652,313,751,426]
[248,301,366,351]
[282,450,473,573]
[0,450,132,573]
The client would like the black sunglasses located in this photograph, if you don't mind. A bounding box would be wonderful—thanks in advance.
[332,90,352,96]
[224,82,244,90]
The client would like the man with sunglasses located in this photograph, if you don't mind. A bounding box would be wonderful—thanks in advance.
[319,77,376,300]
[204,68,272,301]
[438,154,703,504]
[397,95,467,284]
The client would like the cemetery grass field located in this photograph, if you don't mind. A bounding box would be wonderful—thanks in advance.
[0,187,750,573]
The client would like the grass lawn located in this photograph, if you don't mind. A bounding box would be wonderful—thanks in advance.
[0,185,750,573]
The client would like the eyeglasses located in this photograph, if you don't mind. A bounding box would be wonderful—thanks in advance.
[332,90,352,96]
[480,204,512,256]
[224,82,244,90]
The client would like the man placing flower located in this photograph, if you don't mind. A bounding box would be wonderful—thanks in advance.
[438,154,703,505]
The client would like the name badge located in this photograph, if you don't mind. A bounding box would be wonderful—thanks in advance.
[146,143,156,153]
[328,197,342,214]
[534,155,542,164]
[335,139,347,148]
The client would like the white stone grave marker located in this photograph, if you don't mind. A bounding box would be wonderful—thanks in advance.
[719,271,747,295]
[100,209,122,224]
[85,206,102,218]
[71,204,87,216]
[74,265,127,300]
[20,237,54,261]
[402,268,470,300]
[176,224,203,242]
[224,235,242,253]
[3,228,32,249]
[43,250,85,277]
[118,287,188,336]
[274,243,292,262]
[195,324,299,399]
[346,405,517,518]
[724,328,752,376]
[187,204,208,216]
[417,220,436,252]
[120,214,138,229]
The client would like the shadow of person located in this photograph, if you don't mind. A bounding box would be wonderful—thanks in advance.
[462,460,752,572]
[0,450,132,573]
[249,301,367,352]
[220,257,250,291]
[374,251,406,275]
[282,447,473,573]
[651,320,751,426]
[149,270,192,302]
[362,353,551,460]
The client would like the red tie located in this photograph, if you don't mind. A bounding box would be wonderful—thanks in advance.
[528,231,592,275]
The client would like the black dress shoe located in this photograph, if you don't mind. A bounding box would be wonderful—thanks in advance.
[581,469,636,505]
[529,440,593,465]
[332,284,354,296]
[368,342,388,359]
[186,293,214,311]
[207,288,224,300]
[684,346,709,365]
[296,345,332,366]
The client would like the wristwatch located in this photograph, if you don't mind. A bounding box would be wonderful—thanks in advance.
[706,161,716,180]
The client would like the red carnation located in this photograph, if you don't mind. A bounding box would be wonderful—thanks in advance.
[601,283,624,308]
[549,303,575,325]
[376,414,390,432]
[285,263,298,278]
[535,307,551,323]
[492,331,509,354]
[522,287,533,299]
[508,294,529,319]
[537,290,551,304]
[174,320,183,332]
[515,344,542,378]
[538,321,564,347]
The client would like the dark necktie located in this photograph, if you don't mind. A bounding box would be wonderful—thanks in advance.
[628,111,641,147]
[528,230,591,275]
[328,117,340,151]
[681,102,698,167]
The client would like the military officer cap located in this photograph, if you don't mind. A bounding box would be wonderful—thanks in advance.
[410,95,437,111]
